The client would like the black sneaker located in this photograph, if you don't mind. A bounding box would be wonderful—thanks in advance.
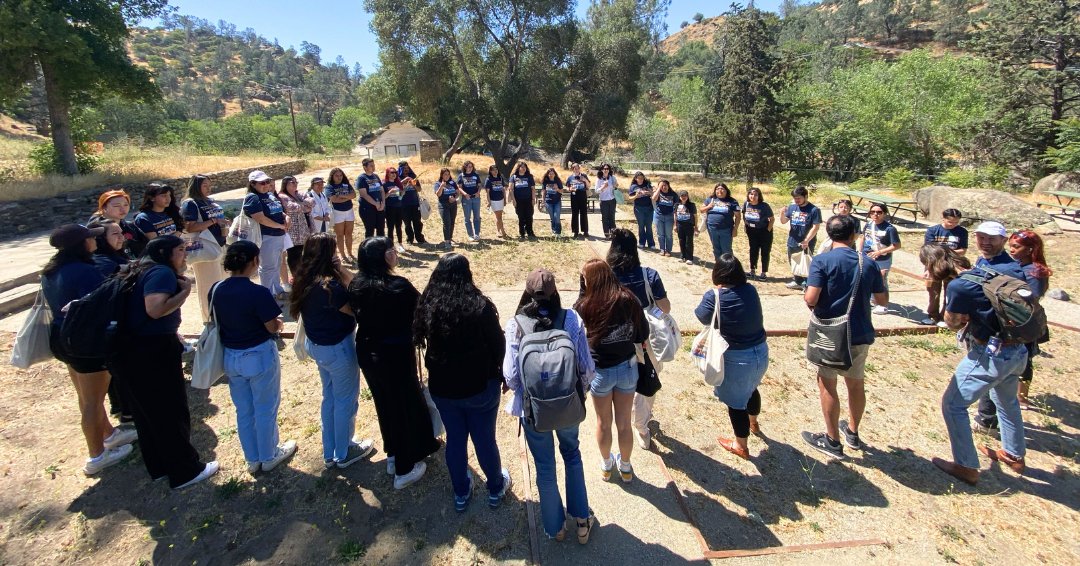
[801,431,844,460]
[838,420,863,450]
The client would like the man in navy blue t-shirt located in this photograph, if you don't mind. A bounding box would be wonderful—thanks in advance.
[932,223,1028,486]
[801,214,887,460]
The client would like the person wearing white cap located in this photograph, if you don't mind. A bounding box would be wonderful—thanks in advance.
[969,221,1025,279]
[243,170,290,299]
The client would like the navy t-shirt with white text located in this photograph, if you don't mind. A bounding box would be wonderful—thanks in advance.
[485,176,506,201]
[243,192,286,236]
[783,202,822,248]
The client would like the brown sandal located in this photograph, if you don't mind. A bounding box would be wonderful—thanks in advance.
[717,437,750,460]
[576,513,596,544]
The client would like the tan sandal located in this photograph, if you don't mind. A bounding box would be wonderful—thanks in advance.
[576,513,596,544]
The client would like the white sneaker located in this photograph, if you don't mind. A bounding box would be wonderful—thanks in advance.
[386,455,396,476]
[396,244,405,253]
[84,444,133,475]
[872,305,888,315]
[785,280,800,289]
[261,439,298,472]
[103,427,138,450]
[174,461,220,490]
[936,321,949,329]
[635,428,652,450]
[394,460,427,490]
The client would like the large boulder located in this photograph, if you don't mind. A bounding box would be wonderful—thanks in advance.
[914,185,1061,234]
[1033,172,1080,196]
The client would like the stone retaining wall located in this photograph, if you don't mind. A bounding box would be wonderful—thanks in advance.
[0,160,306,238]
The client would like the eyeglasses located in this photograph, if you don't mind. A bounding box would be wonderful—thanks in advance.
[869,210,884,215]
[257,181,271,186]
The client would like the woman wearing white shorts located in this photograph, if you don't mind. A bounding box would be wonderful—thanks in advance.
[326,167,357,263]
[485,165,508,238]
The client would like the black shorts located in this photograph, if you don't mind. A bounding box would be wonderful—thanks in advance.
[49,325,107,374]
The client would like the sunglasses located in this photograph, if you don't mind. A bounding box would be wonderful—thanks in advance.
[257,180,272,186]
[869,210,884,215]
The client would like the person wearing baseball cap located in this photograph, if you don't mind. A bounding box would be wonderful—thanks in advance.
[971,221,1025,279]
[244,169,290,299]
[42,224,138,476]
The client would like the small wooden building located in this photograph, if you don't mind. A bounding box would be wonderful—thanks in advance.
[354,121,442,161]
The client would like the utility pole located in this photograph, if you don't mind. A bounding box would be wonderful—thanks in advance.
[285,87,299,153]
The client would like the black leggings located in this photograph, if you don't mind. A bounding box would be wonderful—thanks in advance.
[515,199,535,237]
[385,206,403,245]
[746,229,773,273]
[570,192,589,235]
[727,389,762,438]
[677,221,695,260]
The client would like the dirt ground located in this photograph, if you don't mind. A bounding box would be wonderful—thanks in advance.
[1,160,1078,565]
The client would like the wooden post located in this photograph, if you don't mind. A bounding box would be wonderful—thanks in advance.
[286,88,299,152]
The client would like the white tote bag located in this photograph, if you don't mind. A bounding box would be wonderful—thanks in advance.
[690,288,728,386]
[416,348,444,437]
[191,283,225,389]
[10,287,54,369]
[419,197,432,220]
[641,267,681,363]
[227,213,262,246]
[293,315,310,362]
[791,251,812,279]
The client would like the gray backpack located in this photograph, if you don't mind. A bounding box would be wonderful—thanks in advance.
[516,310,586,433]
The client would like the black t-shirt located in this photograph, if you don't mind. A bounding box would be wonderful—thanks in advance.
[300,279,356,346]
[510,174,534,202]
[588,301,650,369]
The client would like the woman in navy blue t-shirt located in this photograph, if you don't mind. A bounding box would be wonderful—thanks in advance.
[485,164,509,238]
[458,161,483,241]
[397,161,426,245]
[651,179,677,256]
[357,158,386,239]
[694,254,768,460]
[212,240,296,474]
[383,167,406,252]
[243,171,290,300]
[289,233,374,468]
[135,183,184,239]
[628,172,654,249]
[508,162,537,239]
[862,202,901,315]
[742,187,774,280]
[434,167,460,250]
[700,182,741,260]
[541,168,565,238]
[325,167,357,263]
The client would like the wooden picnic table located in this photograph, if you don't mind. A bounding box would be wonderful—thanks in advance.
[1037,190,1080,217]
[839,189,920,224]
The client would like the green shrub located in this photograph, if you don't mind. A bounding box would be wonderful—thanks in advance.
[938,167,978,188]
[977,164,1011,190]
[772,170,798,193]
[849,175,881,191]
[883,167,917,192]
[28,142,101,175]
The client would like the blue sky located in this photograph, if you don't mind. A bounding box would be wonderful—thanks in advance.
[143,0,783,74]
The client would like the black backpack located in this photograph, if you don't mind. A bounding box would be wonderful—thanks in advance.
[959,267,1047,343]
[59,276,131,358]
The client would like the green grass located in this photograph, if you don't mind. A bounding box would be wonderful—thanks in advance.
[337,540,366,562]
[901,370,920,383]
[215,477,246,500]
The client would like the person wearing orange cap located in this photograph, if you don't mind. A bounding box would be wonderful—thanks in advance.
[89,189,149,257]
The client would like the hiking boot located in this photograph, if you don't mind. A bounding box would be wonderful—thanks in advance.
[174,461,220,490]
[84,444,133,475]
[576,512,596,545]
[600,453,615,481]
[616,454,633,483]
[489,469,512,509]
[103,427,138,450]
[801,431,844,460]
[979,446,1025,474]
[455,471,473,512]
[932,457,978,485]
[394,460,427,490]
[261,440,298,472]
[336,439,375,469]
[839,419,863,450]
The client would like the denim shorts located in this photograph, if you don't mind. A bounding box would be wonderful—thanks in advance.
[590,356,637,396]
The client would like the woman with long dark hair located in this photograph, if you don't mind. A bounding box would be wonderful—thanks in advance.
[503,269,596,543]
[89,219,129,277]
[213,240,297,474]
[701,182,740,260]
[434,167,460,250]
[594,164,619,238]
[509,162,536,240]
[42,224,137,475]
[458,160,483,241]
[326,167,357,262]
[540,167,565,238]
[414,253,510,511]
[383,167,406,252]
[398,161,426,245]
[349,237,438,489]
[243,170,290,300]
[566,163,591,239]
[277,175,315,283]
[628,172,654,249]
[862,202,901,315]
[112,235,217,489]
[606,228,671,450]
[742,187,774,280]
[135,183,184,239]
[485,164,508,239]
[89,189,147,257]
[575,259,648,482]
[182,174,229,321]
[693,254,769,460]
[289,233,374,468]
[651,179,676,256]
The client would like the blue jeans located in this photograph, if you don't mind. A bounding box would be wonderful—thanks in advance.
[522,418,589,538]
[590,356,638,396]
[431,380,505,498]
[715,343,769,410]
[225,340,281,463]
[707,225,733,260]
[547,199,562,235]
[461,196,481,238]
[942,342,1027,468]
[633,207,654,247]
[258,234,286,295]
[654,212,675,252]
[306,334,360,461]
